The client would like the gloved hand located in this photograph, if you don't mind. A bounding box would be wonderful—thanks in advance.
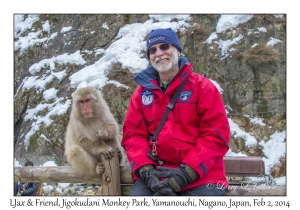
[151,164,199,194]
[152,179,177,196]
[138,165,161,192]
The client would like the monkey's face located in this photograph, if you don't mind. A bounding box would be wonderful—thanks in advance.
[78,97,93,117]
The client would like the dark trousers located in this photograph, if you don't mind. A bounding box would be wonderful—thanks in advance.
[14,182,19,196]
[130,180,226,196]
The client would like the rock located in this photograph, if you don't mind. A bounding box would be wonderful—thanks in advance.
[270,158,286,178]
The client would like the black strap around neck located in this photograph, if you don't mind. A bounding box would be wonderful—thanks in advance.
[151,75,190,142]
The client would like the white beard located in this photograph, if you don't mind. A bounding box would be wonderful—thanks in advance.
[151,52,179,74]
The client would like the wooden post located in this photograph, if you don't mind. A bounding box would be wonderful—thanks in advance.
[36,182,43,196]
[101,154,121,196]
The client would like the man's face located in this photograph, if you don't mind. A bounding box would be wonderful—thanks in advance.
[149,43,180,74]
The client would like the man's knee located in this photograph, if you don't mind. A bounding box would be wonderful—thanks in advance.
[130,180,154,196]
[179,184,226,196]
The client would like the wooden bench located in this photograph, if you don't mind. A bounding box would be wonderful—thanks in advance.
[224,156,275,185]
[14,156,285,196]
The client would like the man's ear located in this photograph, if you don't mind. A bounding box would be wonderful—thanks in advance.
[177,48,181,57]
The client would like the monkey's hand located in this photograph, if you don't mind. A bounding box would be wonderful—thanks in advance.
[116,148,122,158]
[99,143,115,159]
[96,125,115,141]
[95,162,105,176]
[116,148,122,162]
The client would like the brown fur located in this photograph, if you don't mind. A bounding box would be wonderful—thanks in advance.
[64,86,126,176]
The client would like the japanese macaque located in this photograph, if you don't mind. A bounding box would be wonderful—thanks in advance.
[64,86,126,176]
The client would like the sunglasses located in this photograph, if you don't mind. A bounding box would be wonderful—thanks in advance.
[148,43,171,55]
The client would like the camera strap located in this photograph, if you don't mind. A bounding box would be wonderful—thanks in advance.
[149,75,190,164]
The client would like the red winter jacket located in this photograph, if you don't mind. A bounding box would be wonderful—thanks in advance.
[122,57,230,191]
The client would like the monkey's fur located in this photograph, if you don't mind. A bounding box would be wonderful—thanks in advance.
[64,86,126,176]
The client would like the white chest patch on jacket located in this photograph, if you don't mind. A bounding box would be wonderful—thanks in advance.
[141,89,153,105]
[179,90,192,101]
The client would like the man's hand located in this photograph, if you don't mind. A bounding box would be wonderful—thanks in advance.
[19,186,25,195]
[138,165,161,192]
[152,179,176,196]
[151,164,199,194]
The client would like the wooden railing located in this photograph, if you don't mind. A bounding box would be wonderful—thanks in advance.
[14,156,286,196]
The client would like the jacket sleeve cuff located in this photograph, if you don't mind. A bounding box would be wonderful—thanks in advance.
[131,160,156,179]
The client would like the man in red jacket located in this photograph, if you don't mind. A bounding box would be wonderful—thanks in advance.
[122,28,230,196]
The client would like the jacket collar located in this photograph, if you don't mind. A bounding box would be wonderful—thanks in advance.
[133,56,190,89]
